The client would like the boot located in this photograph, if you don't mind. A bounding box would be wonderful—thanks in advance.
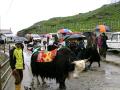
[15,84,21,90]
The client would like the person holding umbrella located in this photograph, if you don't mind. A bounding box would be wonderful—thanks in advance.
[97,32,108,60]
[96,24,109,60]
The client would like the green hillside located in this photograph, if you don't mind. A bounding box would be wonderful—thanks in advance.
[18,2,120,36]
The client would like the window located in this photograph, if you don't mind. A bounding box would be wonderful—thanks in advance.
[112,34,118,41]
[119,34,120,41]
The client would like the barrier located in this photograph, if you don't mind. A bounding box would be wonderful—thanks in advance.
[0,44,12,90]
[0,59,12,90]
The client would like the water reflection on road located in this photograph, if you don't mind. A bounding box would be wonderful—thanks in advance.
[21,49,120,90]
[22,50,33,88]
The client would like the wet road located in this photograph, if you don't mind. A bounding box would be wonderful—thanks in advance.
[21,50,120,90]
[26,62,120,90]
[4,49,120,90]
[66,62,120,90]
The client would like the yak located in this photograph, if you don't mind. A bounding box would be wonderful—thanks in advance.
[31,46,85,90]
[78,47,101,69]
[69,42,101,69]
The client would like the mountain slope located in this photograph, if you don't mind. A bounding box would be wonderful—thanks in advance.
[18,2,120,36]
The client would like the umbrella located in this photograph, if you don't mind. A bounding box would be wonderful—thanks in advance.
[57,29,72,34]
[66,34,86,40]
[45,34,52,38]
[63,34,71,40]
[95,25,110,32]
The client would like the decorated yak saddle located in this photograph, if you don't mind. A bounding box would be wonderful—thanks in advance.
[36,49,57,62]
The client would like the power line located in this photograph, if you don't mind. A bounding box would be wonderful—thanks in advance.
[0,16,1,31]
[6,0,14,15]
[0,0,14,31]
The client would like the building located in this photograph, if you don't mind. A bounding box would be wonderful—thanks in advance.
[0,29,14,43]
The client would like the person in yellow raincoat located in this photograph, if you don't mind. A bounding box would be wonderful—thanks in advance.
[9,42,24,90]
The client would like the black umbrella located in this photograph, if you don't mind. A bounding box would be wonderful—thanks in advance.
[66,34,86,40]
[63,34,71,40]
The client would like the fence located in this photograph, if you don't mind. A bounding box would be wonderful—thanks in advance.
[0,44,12,90]
[0,59,12,90]
[34,20,120,34]
[0,44,10,53]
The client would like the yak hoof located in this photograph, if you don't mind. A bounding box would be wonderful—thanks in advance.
[83,67,88,72]
[85,65,90,70]
[59,85,66,90]
[24,86,32,90]
[42,82,49,88]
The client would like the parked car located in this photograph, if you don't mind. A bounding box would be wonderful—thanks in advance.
[107,32,120,49]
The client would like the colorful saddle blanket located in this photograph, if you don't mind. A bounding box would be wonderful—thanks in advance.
[36,49,57,62]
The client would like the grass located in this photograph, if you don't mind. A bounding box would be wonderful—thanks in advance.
[17,1,120,37]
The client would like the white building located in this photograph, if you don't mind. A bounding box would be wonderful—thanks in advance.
[0,29,14,43]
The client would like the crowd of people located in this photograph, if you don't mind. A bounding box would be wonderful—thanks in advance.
[86,32,108,60]
[9,31,108,90]
[24,32,108,61]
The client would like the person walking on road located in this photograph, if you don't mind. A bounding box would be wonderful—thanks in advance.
[101,33,108,60]
[9,43,24,90]
[97,33,103,55]
[97,33,108,60]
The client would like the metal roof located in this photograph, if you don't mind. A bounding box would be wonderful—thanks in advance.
[0,29,13,34]
[2,33,14,37]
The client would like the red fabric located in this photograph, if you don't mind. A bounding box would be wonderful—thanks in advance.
[36,49,57,62]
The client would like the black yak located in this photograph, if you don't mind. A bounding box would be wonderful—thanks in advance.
[31,47,85,89]
[81,47,101,69]
[69,42,101,69]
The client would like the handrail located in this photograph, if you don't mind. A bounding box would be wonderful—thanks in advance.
[0,59,9,69]
[2,71,12,90]
[0,44,12,90]
[1,66,11,79]
[0,59,12,90]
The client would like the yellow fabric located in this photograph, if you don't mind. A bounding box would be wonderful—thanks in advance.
[15,84,21,90]
[13,48,23,69]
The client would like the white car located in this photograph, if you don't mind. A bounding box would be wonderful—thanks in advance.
[107,32,120,49]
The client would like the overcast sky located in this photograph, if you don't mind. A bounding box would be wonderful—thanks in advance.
[0,0,113,34]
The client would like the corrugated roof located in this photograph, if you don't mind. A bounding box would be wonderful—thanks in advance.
[3,33,14,37]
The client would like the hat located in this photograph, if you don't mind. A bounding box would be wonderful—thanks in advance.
[15,42,24,49]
